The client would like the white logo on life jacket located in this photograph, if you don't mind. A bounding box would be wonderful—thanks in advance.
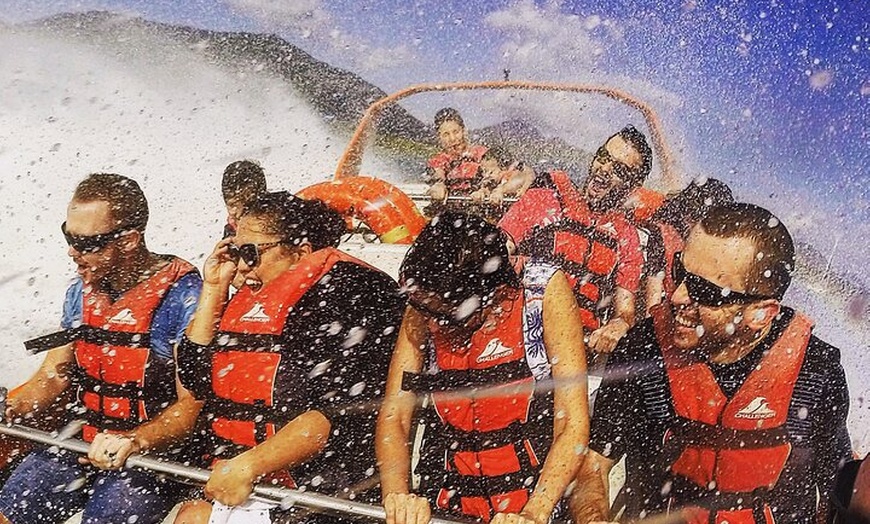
[240,303,271,323]
[107,308,137,325]
[598,222,618,236]
[735,396,776,419]
[476,339,514,363]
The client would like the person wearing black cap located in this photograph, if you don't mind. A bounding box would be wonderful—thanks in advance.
[142,193,404,524]
[377,212,589,524]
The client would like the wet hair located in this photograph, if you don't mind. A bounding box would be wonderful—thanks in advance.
[698,202,795,299]
[222,160,267,205]
[481,147,514,170]
[241,191,347,250]
[612,125,653,188]
[434,107,465,130]
[654,177,734,236]
[72,173,148,230]
[399,211,519,307]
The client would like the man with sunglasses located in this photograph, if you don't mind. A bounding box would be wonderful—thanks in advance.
[0,173,203,524]
[499,126,650,354]
[166,192,404,524]
[571,203,851,523]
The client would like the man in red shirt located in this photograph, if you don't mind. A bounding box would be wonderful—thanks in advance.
[499,126,650,353]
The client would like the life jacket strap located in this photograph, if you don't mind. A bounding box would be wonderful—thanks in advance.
[437,417,549,452]
[210,332,286,351]
[25,326,151,354]
[670,416,790,449]
[402,359,532,392]
[205,397,291,423]
[441,465,538,499]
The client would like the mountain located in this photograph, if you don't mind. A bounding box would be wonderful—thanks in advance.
[19,11,602,180]
[474,118,591,175]
[26,11,431,143]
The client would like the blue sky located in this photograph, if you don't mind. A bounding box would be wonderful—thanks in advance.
[2,0,868,277]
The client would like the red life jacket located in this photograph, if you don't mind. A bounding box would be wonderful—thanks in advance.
[651,304,813,523]
[499,171,621,331]
[402,264,557,522]
[427,145,488,195]
[657,223,683,297]
[203,248,368,485]
[73,258,196,442]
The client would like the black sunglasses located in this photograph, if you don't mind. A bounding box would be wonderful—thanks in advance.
[227,241,283,268]
[672,252,771,307]
[61,222,132,254]
[593,145,637,182]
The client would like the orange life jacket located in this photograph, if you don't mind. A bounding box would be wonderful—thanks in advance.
[502,171,621,331]
[651,304,813,523]
[71,258,196,442]
[402,263,557,522]
[428,145,488,194]
[202,248,368,485]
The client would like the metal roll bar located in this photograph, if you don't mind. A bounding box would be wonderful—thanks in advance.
[0,421,467,524]
[334,80,681,191]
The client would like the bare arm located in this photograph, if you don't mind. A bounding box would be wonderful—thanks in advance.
[5,344,73,421]
[85,372,203,470]
[588,287,635,354]
[130,344,203,453]
[519,271,590,524]
[643,274,665,317]
[611,287,636,329]
[377,308,433,524]
[569,450,616,524]
[187,239,236,345]
[377,307,427,497]
[204,409,332,506]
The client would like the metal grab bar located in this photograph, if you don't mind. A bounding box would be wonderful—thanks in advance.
[404,193,519,204]
[0,422,468,524]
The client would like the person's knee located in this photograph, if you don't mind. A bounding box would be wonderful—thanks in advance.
[173,500,212,524]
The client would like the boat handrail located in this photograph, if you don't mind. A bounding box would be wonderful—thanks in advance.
[0,416,468,524]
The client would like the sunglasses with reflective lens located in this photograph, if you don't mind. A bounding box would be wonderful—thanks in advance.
[593,145,638,183]
[61,222,131,254]
[227,241,283,268]
[672,252,772,307]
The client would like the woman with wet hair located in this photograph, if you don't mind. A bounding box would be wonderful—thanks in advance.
[167,193,405,524]
[377,211,589,524]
